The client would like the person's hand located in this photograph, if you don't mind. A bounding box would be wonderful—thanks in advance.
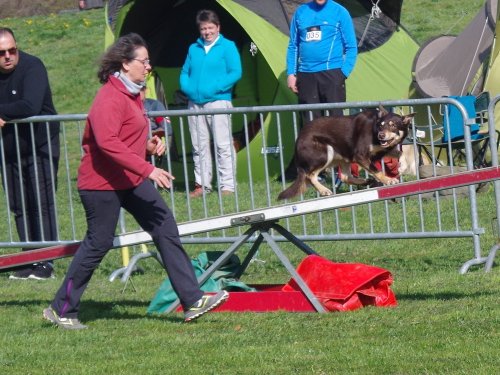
[148,167,175,189]
[287,74,298,94]
[0,118,5,128]
[146,135,165,156]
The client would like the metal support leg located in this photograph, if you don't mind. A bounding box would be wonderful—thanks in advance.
[259,230,326,312]
[164,220,327,314]
[108,266,128,282]
[122,251,163,282]
[460,256,489,274]
[484,243,499,272]
[235,234,264,279]
[108,251,163,283]
[164,226,258,314]
[270,223,318,256]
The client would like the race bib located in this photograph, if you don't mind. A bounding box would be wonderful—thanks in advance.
[306,27,322,42]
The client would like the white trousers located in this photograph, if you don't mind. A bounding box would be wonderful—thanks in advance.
[187,100,236,192]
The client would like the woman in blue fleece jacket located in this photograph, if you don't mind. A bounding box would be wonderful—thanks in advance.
[180,9,242,198]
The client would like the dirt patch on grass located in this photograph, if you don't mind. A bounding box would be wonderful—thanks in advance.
[0,0,79,19]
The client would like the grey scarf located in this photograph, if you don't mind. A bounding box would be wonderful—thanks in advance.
[113,71,144,95]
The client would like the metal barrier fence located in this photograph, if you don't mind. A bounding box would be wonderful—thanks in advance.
[0,97,498,272]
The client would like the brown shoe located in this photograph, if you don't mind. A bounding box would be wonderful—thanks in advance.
[189,183,211,198]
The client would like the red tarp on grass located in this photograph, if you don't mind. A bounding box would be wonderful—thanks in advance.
[282,255,397,311]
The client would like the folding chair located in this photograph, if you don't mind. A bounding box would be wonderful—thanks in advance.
[417,94,497,168]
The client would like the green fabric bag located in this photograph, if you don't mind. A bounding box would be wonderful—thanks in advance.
[147,251,256,314]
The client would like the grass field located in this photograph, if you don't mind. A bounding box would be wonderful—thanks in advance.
[1,2,499,375]
[1,218,499,374]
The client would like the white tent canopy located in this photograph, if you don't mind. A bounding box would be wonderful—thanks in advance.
[412,0,498,97]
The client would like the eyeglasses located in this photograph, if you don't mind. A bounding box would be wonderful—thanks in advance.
[132,58,151,67]
[0,47,17,57]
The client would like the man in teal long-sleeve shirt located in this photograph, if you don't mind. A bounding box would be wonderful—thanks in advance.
[180,9,242,198]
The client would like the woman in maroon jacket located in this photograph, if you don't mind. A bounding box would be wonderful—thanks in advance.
[43,33,227,329]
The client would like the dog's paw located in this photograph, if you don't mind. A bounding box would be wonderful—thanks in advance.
[384,178,399,185]
[319,189,333,196]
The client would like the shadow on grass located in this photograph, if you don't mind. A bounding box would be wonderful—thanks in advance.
[396,290,497,301]
[0,298,183,323]
[82,300,183,323]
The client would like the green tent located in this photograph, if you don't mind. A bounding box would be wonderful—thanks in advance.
[105,0,419,182]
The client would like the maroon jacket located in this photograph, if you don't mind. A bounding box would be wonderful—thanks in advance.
[78,76,154,190]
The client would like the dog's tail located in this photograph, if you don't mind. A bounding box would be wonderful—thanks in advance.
[277,169,308,200]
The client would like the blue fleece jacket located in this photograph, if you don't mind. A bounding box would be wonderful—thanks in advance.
[287,0,358,77]
[180,34,242,105]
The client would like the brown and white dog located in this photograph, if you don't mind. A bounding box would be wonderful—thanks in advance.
[278,107,415,200]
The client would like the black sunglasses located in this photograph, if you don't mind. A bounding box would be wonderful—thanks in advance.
[0,47,17,57]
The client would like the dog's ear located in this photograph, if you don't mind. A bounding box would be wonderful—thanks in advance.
[402,112,416,125]
[378,105,389,118]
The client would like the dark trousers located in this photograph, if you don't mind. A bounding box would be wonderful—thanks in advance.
[3,154,59,245]
[282,69,347,179]
[297,68,346,123]
[51,180,203,318]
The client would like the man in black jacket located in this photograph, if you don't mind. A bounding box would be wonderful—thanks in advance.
[0,27,60,280]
